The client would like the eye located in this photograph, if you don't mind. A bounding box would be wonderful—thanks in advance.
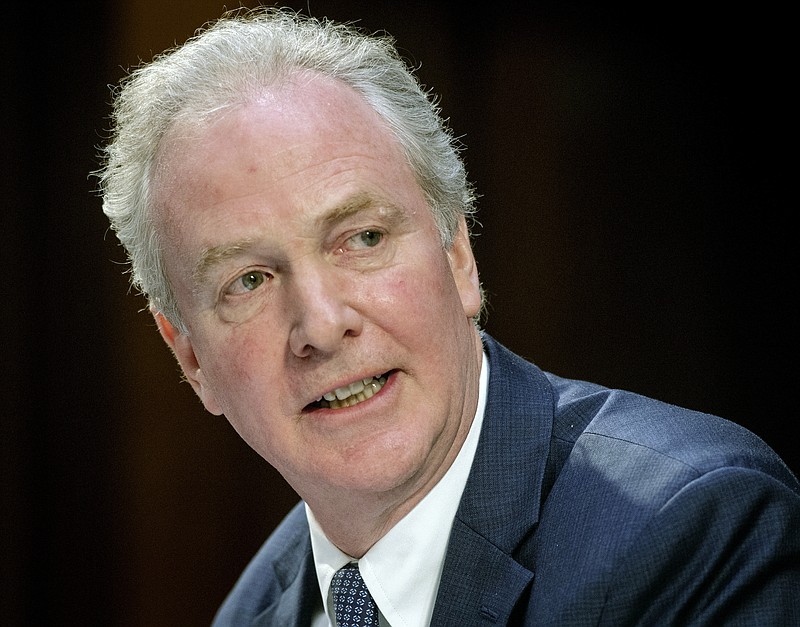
[241,271,265,290]
[226,270,268,295]
[347,230,383,250]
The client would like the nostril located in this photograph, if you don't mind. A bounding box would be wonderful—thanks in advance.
[288,305,364,357]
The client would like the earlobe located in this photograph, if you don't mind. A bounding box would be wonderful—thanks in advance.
[447,218,482,318]
[152,309,224,416]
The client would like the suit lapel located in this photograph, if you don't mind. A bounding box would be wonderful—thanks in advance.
[432,334,555,624]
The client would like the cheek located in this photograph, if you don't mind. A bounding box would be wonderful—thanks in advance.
[385,248,457,297]
[362,265,465,356]
[361,270,434,326]
[199,338,284,456]
[196,333,270,409]
[400,257,464,319]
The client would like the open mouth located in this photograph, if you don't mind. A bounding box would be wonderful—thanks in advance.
[307,372,391,410]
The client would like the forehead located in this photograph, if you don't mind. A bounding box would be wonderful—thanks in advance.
[154,73,408,196]
[151,73,432,274]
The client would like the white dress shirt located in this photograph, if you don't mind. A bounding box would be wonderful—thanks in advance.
[308,352,489,627]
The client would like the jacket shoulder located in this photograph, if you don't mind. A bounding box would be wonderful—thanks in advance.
[546,371,798,487]
[528,373,800,624]
[212,502,311,626]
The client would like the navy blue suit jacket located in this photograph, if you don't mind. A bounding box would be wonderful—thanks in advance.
[213,334,800,625]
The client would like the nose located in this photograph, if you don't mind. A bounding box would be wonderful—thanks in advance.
[287,264,363,358]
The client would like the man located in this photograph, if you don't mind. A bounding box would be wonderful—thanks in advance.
[97,8,800,626]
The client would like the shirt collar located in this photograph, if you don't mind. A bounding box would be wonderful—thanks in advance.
[307,351,489,626]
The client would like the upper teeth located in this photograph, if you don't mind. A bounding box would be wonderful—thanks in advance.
[318,375,386,408]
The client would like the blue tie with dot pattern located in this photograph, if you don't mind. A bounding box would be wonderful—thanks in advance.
[331,563,379,626]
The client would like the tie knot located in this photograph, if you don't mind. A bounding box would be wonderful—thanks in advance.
[331,563,378,626]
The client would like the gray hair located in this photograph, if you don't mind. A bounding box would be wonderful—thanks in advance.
[96,7,478,329]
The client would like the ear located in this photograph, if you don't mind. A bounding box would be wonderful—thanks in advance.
[152,309,224,416]
[447,217,482,319]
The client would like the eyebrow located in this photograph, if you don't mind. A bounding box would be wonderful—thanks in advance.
[192,238,258,288]
[316,190,405,231]
[190,191,408,286]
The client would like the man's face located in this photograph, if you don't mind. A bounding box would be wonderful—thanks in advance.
[151,75,483,510]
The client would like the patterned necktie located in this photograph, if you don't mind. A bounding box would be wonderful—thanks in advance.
[331,562,379,626]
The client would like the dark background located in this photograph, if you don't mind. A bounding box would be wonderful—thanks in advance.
[3,2,794,625]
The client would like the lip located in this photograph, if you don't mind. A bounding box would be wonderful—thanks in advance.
[303,370,396,413]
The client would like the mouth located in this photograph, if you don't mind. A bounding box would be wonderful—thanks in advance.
[306,372,391,410]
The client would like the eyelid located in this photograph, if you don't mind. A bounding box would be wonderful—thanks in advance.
[338,228,385,253]
[222,268,272,297]
[324,201,405,244]
[193,239,257,289]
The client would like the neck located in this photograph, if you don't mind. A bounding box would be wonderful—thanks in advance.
[311,494,414,558]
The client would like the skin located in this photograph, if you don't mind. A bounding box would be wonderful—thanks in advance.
[151,73,483,556]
